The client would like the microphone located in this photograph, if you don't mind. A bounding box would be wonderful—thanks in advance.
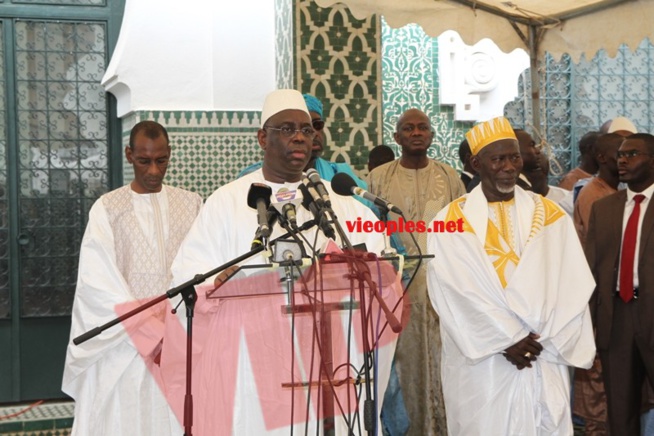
[301,174,325,208]
[247,183,273,239]
[298,183,336,240]
[331,173,403,215]
[272,187,301,227]
[306,168,331,207]
[251,209,277,250]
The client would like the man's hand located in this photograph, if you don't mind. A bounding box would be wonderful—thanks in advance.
[503,333,543,370]
[213,265,240,289]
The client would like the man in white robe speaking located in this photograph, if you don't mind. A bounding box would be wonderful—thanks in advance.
[169,89,397,435]
[426,116,596,435]
[62,121,202,435]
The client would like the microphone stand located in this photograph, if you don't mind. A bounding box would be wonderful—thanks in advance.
[322,205,380,435]
[276,207,344,435]
[275,207,310,260]
[73,220,317,436]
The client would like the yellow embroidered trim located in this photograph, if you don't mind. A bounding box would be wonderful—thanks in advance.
[485,218,520,288]
[446,197,475,234]
[527,195,565,242]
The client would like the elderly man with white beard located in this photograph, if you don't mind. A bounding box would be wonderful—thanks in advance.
[426,116,596,435]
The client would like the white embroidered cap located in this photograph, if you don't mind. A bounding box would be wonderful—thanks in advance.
[260,89,310,128]
[607,116,637,135]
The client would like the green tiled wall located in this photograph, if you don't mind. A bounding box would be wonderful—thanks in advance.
[381,19,474,171]
[297,0,381,174]
[122,111,261,199]
[0,402,73,435]
[298,3,473,175]
[275,0,294,88]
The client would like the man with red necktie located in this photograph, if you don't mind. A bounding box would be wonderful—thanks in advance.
[586,133,654,435]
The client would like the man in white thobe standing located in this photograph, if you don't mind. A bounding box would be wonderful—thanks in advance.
[426,116,596,435]
[62,121,202,435]
[169,90,394,435]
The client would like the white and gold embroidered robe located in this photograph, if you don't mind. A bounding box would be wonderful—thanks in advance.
[427,186,595,436]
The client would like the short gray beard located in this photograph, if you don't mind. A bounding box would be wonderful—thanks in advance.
[496,183,516,194]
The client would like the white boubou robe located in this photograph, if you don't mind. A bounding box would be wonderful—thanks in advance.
[167,169,399,436]
[62,185,201,436]
[427,186,595,436]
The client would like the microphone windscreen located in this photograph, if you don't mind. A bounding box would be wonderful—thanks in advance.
[306,168,321,183]
[247,183,273,209]
[331,172,357,196]
[298,183,313,210]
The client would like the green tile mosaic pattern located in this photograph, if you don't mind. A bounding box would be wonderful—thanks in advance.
[122,111,262,199]
[0,401,73,435]
[297,0,380,173]
[381,19,473,171]
[275,0,294,89]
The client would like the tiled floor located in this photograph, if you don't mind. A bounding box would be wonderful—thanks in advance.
[0,400,584,435]
[0,401,73,436]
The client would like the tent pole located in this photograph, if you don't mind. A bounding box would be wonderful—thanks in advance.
[529,24,540,131]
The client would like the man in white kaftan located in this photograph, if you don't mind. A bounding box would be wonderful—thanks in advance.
[62,121,202,436]
[173,168,383,273]
[168,90,397,435]
[427,117,595,435]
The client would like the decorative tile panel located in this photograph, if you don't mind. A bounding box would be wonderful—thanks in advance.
[0,401,74,435]
[381,19,473,172]
[275,0,294,89]
[297,0,380,174]
[122,111,261,200]
[504,73,531,129]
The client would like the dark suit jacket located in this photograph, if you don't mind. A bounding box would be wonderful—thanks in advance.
[586,189,654,350]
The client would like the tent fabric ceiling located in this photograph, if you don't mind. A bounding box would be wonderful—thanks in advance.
[315,0,654,61]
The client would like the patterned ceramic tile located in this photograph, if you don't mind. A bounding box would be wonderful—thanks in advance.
[0,401,73,435]
[297,0,380,174]
[275,0,294,89]
[121,111,261,199]
[381,19,473,172]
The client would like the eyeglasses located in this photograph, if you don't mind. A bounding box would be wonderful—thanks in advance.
[264,125,316,138]
[312,119,325,131]
[617,150,654,159]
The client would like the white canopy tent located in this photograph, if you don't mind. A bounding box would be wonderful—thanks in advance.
[316,0,654,126]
